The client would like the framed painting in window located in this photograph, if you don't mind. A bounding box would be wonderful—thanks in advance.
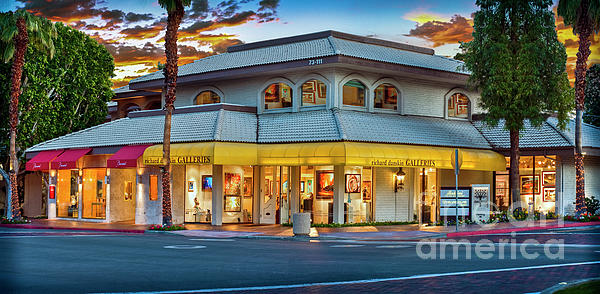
[542,171,556,187]
[202,175,212,192]
[302,92,315,104]
[318,82,326,98]
[224,196,241,212]
[264,84,279,102]
[243,177,253,197]
[224,173,241,195]
[316,171,334,199]
[300,181,305,193]
[345,174,361,193]
[520,175,540,194]
[362,181,372,202]
[543,187,555,202]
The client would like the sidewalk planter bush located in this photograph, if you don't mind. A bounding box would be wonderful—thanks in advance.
[0,217,31,224]
[281,221,419,228]
[564,213,600,222]
[148,224,185,231]
[585,196,599,215]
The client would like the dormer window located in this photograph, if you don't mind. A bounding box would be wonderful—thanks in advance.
[447,93,470,119]
[343,79,365,107]
[374,84,398,110]
[195,90,221,105]
[264,83,292,110]
[301,80,327,106]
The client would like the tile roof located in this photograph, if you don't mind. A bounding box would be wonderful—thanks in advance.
[27,109,257,152]
[473,119,573,149]
[546,117,600,149]
[130,34,467,84]
[258,109,340,143]
[112,85,132,94]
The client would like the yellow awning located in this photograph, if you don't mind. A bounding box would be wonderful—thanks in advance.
[259,142,506,171]
[143,142,258,166]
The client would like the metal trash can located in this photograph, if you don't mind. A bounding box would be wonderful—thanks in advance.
[292,212,311,236]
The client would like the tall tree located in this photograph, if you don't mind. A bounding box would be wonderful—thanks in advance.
[460,0,573,212]
[584,64,600,127]
[0,10,56,219]
[158,0,191,226]
[558,0,600,215]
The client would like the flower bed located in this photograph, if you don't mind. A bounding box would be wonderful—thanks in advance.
[148,224,186,231]
[0,217,31,224]
[564,213,600,222]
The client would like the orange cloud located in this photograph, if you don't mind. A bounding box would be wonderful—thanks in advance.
[404,15,473,47]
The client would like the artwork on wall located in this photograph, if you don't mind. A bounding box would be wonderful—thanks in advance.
[300,181,305,193]
[362,181,372,202]
[280,85,291,103]
[224,196,241,212]
[385,86,397,104]
[345,174,361,193]
[224,173,241,195]
[520,175,540,194]
[318,82,326,98]
[264,84,279,102]
[306,179,313,194]
[302,92,315,104]
[201,175,212,192]
[243,177,253,197]
[542,171,556,186]
[124,181,133,201]
[316,171,334,199]
[188,180,195,192]
[543,187,556,202]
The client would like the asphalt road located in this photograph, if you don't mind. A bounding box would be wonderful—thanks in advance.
[1,226,599,294]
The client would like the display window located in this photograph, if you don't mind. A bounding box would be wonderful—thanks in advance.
[223,165,254,223]
[343,80,366,107]
[82,168,106,219]
[195,90,221,105]
[447,93,470,118]
[374,84,398,110]
[264,83,292,110]
[185,165,212,223]
[343,167,373,224]
[301,79,327,106]
[418,168,437,224]
[300,165,334,224]
[56,169,79,218]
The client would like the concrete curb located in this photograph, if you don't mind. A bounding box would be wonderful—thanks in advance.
[446,222,600,238]
[0,223,146,234]
[540,277,600,294]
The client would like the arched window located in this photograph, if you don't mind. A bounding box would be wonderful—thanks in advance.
[264,82,292,110]
[374,83,398,110]
[447,93,470,119]
[343,79,366,107]
[195,90,221,105]
[301,79,327,106]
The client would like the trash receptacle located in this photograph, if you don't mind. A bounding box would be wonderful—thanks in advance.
[292,213,311,236]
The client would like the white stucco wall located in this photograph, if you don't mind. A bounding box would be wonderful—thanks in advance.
[558,155,600,216]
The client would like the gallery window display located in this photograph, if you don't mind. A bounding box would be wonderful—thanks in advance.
[374,83,398,110]
[343,167,373,223]
[418,168,437,224]
[343,80,366,107]
[185,165,212,223]
[264,83,292,110]
[302,166,335,224]
[81,168,106,219]
[195,90,221,105]
[56,170,79,218]
[447,93,470,119]
[223,165,254,223]
[301,79,327,106]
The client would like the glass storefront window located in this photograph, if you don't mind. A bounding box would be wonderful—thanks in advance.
[374,84,398,110]
[301,79,327,106]
[223,165,253,223]
[195,90,221,105]
[310,166,334,224]
[185,165,212,223]
[82,168,106,219]
[343,80,365,107]
[264,83,292,110]
[343,167,373,223]
[418,168,437,224]
[447,93,470,118]
[56,170,78,218]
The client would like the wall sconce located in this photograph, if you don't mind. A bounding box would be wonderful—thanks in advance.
[394,167,406,192]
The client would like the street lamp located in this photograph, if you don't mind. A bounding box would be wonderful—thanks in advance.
[394,168,405,193]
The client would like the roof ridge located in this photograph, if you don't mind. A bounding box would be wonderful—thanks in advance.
[545,118,574,146]
[327,36,340,55]
[213,109,224,141]
[331,108,347,140]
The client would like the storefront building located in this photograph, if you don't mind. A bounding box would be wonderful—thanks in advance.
[22,31,600,225]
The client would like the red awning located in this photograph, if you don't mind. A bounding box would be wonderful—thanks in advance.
[50,148,91,170]
[107,144,152,168]
[25,150,64,171]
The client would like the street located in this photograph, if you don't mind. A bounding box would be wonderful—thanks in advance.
[1,226,599,293]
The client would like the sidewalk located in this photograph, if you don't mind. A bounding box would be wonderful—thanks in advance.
[2,219,599,239]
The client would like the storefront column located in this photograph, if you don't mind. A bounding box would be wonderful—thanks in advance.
[211,164,223,226]
[48,170,57,219]
[290,166,300,218]
[105,169,111,222]
[252,166,260,224]
[556,156,563,216]
[333,165,345,224]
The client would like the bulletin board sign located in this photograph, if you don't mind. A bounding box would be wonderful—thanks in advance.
[440,187,471,217]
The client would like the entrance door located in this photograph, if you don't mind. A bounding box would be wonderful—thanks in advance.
[261,166,290,224]
[418,168,438,224]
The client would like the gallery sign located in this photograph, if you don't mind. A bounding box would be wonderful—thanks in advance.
[440,187,471,217]
[471,184,491,223]
[370,159,436,168]
[144,156,212,165]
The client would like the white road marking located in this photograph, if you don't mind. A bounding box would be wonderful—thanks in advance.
[0,234,123,239]
[376,245,411,248]
[331,239,600,248]
[93,260,600,294]
[189,238,234,242]
[163,245,206,249]
[330,244,365,248]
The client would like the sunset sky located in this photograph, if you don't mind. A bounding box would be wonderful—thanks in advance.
[1,0,598,88]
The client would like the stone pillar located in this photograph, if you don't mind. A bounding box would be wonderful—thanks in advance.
[333,165,345,224]
[290,166,300,218]
[252,166,260,224]
[211,164,223,226]
[48,170,57,219]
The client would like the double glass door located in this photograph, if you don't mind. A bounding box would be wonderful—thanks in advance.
[262,166,290,224]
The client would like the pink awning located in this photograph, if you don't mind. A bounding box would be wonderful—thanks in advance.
[50,148,91,170]
[107,145,152,168]
[25,150,64,171]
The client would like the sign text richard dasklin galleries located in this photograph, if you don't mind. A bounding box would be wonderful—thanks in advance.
[370,159,436,168]
[144,156,211,165]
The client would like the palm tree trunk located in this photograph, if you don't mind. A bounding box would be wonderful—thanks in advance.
[509,129,520,212]
[574,1,592,216]
[8,17,28,219]
[161,1,184,226]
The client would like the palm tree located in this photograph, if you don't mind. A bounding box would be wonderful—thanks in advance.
[557,0,600,216]
[158,0,191,226]
[0,10,56,219]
